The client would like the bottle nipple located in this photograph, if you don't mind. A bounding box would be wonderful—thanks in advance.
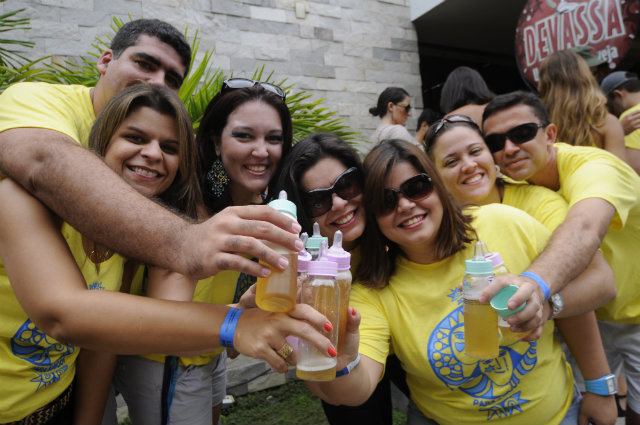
[312,222,321,238]
[329,230,343,252]
[278,190,288,200]
[318,239,329,261]
[472,240,489,260]
[300,232,309,247]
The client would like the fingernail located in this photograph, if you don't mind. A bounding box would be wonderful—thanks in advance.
[278,256,289,269]
[295,240,305,251]
[328,346,337,357]
[324,322,333,332]
[260,267,271,278]
[351,307,357,316]
[291,222,302,233]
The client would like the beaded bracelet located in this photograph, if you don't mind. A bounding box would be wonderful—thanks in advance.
[520,271,550,301]
[336,353,361,378]
[220,307,243,348]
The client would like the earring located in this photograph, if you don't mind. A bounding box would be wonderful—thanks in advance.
[206,158,229,198]
[495,164,502,175]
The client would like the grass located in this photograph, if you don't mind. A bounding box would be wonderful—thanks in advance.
[221,380,407,425]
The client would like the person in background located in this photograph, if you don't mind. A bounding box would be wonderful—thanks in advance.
[414,108,442,145]
[538,50,628,163]
[439,65,494,127]
[369,86,419,146]
[601,70,640,174]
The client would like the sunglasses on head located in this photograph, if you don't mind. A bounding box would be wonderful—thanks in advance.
[221,78,286,100]
[382,173,434,214]
[432,114,479,136]
[303,167,363,218]
[395,102,411,113]
[484,122,546,154]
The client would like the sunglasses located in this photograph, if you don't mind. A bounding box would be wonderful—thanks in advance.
[382,173,434,214]
[432,114,479,136]
[395,102,411,113]
[484,122,545,153]
[303,167,363,218]
[221,78,286,100]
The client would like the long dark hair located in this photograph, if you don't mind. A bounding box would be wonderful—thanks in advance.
[356,139,475,288]
[274,132,363,235]
[196,85,293,215]
[440,66,495,114]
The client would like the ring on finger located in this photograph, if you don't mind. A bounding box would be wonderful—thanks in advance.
[275,342,294,359]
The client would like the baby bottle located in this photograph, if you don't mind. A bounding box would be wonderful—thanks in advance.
[297,232,312,287]
[296,241,340,381]
[486,251,529,345]
[256,191,299,313]
[306,222,328,260]
[462,241,499,359]
[326,230,351,354]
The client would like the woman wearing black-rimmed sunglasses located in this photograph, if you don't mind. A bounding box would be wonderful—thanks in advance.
[275,133,411,425]
[304,139,584,425]
[369,86,421,147]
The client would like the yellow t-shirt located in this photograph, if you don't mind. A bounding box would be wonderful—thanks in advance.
[0,82,94,146]
[555,143,640,323]
[502,181,569,232]
[351,204,573,425]
[620,104,640,150]
[0,224,125,422]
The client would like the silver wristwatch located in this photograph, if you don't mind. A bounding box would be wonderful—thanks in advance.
[549,293,564,319]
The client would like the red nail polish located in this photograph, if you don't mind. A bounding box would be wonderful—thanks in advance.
[351,307,357,316]
[324,322,333,332]
[328,346,337,357]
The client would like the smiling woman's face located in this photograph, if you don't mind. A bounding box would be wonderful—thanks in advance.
[104,106,180,198]
[301,157,366,249]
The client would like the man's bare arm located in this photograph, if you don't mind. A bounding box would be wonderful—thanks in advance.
[0,128,303,278]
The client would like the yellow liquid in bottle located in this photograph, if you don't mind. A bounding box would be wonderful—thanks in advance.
[464,299,499,359]
[336,273,351,353]
[296,283,339,381]
[256,253,298,313]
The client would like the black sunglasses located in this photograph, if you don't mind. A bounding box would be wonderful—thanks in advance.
[303,167,363,218]
[432,114,479,136]
[221,78,286,100]
[395,102,411,113]
[484,122,545,154]
[382,173,434,214]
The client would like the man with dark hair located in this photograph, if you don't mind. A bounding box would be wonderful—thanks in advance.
[601,71,640,173]
[0,18,302,282]
[414,108,441,144]
[483,90,640,425]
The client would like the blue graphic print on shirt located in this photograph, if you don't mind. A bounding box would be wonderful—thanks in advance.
[429,288,537,420]
[11,319,75,391]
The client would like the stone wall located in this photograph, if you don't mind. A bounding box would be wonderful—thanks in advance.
[4,0,422,143]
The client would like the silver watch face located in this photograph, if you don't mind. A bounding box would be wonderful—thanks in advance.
[550,293,564,317]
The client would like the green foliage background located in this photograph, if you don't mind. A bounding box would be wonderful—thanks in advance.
[0,10,364,147]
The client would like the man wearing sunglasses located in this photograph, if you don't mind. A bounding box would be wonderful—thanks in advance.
[483,90,640,423]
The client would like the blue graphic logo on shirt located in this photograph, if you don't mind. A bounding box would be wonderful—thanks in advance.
[88,280,105,290]
[429,288,537,420]
[11,319,75,391]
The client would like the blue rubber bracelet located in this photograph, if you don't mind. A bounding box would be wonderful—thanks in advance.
[336,353,360,378]
[520,271,550,301]
[220,308,243,348]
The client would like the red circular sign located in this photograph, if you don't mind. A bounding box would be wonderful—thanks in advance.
[515,0,640,86]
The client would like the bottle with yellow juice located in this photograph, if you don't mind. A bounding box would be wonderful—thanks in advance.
[326,230,351,354]
[297,241,340,381]
[256,191,299,313]
[462,241,499,360]
[486,252,530,345]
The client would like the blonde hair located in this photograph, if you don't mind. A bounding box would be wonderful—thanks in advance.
[538,50,607,147]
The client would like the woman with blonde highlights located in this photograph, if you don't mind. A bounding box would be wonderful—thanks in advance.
[538,50,628,162]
